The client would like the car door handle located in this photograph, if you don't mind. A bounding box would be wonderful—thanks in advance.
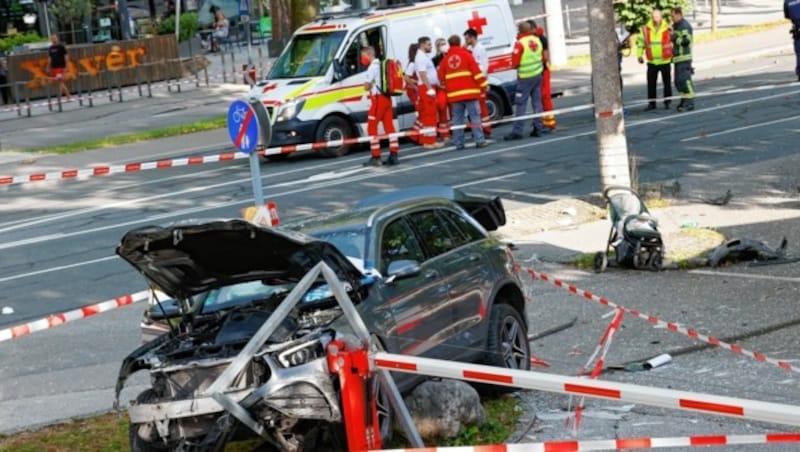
[424,270,439,279]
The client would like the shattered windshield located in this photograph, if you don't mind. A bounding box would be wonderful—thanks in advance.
[269,31,347,78]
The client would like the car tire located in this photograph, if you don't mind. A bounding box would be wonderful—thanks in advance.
[373,377,394,444]
[481,304,530,393]
[129,390,173,452]
[486,89,505,122]
[317,116,354,158]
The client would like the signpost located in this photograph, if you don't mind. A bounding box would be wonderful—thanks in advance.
[227,99,271,208]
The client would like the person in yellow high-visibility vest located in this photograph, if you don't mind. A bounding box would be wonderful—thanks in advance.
[637,9,673,110]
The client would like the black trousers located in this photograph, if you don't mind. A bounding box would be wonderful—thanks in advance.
[647,63,672,106]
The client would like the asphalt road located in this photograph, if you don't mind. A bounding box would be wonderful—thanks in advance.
[1,49,799,438]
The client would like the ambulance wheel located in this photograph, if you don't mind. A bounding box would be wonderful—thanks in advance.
[486,89,505,121]
[317,116,354,158]
[593,252,608,273]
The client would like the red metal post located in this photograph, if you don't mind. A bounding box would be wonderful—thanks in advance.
[327,340,382,451]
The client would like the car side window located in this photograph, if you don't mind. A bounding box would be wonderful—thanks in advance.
[408,210,459,258]
[342,27,386,77]
[439,209,486,244]
[379,218,425,275]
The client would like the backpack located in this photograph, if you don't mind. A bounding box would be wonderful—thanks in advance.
[380,58,405,96]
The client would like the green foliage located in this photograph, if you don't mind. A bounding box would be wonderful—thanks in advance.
[614,0,690,32]
[158,12,200,42]
[49,0,92,27]
[0,33,47,53]
[441,396,522,446]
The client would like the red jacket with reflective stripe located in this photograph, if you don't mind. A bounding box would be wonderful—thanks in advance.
[437,45,488,103]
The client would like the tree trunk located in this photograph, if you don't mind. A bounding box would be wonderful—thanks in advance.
[269,0,291,56]
[587,0,631,189]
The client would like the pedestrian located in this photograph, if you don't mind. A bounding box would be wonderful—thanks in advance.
[528,20,556,132]
[361,46,400,167]
[464,28,492,137]
[46,34,71,102]
[637,8,673,110]
[210,8,230,52]
[785,0,800,81]
[670,7,695,111]
[0,58,10,105]
[438,34,488,150]
[504,21,545,141]
[404,43,421,143]
[413,36,445,149]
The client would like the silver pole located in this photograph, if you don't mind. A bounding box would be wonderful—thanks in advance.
[249,153,264,206]
[175,0,182,40]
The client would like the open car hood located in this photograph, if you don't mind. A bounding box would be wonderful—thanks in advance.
[116,219,364,300]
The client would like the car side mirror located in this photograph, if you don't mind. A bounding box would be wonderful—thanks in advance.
[385,259,421,284]
[332,60,345,82]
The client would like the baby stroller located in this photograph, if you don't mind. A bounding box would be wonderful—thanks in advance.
[594,186,664,272]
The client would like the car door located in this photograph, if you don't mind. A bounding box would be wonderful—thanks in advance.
[436,208,495,352]
[376,216,451,358]
[405,208,486,359]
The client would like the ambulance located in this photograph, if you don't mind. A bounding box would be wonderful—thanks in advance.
[247,0,519,157]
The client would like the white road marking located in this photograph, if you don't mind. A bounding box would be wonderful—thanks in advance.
[681,114,800,142]
[0,256,118,284]
[689,269,800,283]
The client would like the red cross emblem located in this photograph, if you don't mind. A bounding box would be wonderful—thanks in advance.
[467,11,488,35]
[261,82,277,93]
[447,54,462,70]
[527,39,538,51]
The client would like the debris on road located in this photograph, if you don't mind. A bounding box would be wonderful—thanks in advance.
[708,237,788,267]
[1,306,13,315]
[704,189,734,206]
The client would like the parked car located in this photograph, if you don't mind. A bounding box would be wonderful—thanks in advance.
[117,186,530,451]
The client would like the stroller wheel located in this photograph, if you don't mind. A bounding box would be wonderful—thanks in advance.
[593,252,608,273]
[649,252,663,272]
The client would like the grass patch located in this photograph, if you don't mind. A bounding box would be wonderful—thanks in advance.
[644,197,672,209]
[441,395,522,447]
[694,20,787,44]
[26,116,227,154]
[573,252,598,269]
[0,412,128,452]
[2,396,522,451]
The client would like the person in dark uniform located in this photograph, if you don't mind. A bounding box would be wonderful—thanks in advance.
[47,34,71,101]
[0,58,11,105]
[785,0,800,81]
[670,7,694,111]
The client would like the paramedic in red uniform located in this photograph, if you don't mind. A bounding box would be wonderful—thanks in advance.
[438,35,489,150]
[362,46,400,167]
[414,36,446,149]
[464,28,492,137]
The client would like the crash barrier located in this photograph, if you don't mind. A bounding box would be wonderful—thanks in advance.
[522,267,800,374]
[0,290,149,342]
[0,52,274,118]
[5,80,798,187]
[374,351,800,427]
[377,433,800,451]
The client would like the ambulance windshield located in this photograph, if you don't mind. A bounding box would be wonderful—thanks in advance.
[269,31,347,78]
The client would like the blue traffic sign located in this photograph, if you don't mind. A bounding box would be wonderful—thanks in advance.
[239,0,250,16]
[228,100,259,154]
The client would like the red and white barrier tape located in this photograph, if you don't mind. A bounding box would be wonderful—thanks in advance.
[524,268,800,375]
[377,432,800,451]
[373,351,800,427]
[0,290,149,342]
[0,103,592,187]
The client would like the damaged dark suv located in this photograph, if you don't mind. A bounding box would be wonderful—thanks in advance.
[116,186,530,451]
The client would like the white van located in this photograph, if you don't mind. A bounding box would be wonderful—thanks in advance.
[247,0,519,157]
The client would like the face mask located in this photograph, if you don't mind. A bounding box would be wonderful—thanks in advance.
[440,45,449,53]
[360,55,370,67]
